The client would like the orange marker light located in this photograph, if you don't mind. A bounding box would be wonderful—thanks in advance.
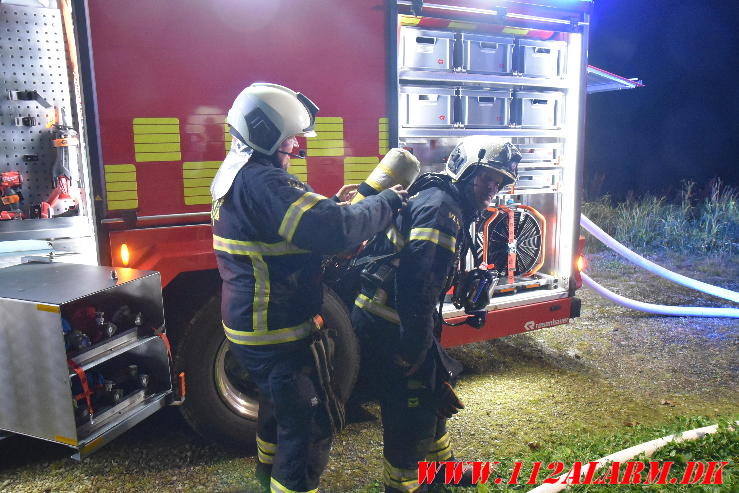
[576,255,586,272]
[120,243,130,266]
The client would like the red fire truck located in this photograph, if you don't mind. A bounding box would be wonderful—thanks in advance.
[0,0,639,457]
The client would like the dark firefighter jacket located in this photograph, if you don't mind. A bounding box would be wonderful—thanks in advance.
[212,155,400,348]
[354,175,465,366]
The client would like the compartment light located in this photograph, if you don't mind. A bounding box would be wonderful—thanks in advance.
[120,243,130,266]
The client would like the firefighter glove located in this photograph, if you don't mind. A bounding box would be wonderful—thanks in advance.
[435,381,464,418]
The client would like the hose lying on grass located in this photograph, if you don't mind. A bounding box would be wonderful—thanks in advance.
[528,421,738,493]
[581,214,739,304]
[581,272,739,318]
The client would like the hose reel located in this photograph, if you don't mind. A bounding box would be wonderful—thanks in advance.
[475,204,546,285]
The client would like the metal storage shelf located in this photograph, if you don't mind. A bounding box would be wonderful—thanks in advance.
[503,188,559,196]
[399,127,564,139]
[70,333,156,372]
[518,163,561,169]
[399,69,568,90]
[74,390,170,460]
[0,216,92,242]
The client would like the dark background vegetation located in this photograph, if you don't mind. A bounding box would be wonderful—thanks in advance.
[585,0,739,200]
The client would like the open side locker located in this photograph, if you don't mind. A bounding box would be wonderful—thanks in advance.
[394,0,589,320]
[0,262,174,459]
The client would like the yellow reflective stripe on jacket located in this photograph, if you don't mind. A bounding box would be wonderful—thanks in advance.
[257,435,277,465]
[383,458,422,493]
[223,320,313,346]
[408,227,456,253]
[213,235,309,256]
[354,289,400,325]
[252,255,269,329]
[427,432,452,461]
[385,224,406,251]
[270,477,317,493]
[278,191,324,242]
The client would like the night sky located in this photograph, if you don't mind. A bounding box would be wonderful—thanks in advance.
[584,0,739,199]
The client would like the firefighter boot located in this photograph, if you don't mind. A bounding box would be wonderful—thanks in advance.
[255,461,271,491]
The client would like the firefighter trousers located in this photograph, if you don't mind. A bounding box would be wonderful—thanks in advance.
[229,342,332,493]
[352,310,454,493]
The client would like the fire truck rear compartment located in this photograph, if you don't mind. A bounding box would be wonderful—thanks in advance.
[397,17,581,315]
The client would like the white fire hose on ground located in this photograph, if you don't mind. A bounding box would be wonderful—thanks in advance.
[527,421,738,493]
[580,214,739,318]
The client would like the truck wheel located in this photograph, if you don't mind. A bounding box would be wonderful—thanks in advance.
[175,286,358,450]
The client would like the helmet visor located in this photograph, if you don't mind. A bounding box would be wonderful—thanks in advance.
[296,92,319,137]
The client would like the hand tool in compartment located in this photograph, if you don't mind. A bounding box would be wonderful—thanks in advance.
[36,108,80,218]
[0,210,22,220]
[1,171,24,219]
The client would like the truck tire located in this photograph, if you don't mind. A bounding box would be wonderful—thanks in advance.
[175,286,358,450]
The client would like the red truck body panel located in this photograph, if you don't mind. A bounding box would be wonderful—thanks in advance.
[88,0,388,209]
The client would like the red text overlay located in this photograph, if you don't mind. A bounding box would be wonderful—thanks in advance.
[418,460,729,486]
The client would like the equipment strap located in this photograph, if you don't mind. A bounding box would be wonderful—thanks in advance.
[499,205,516,284]
[156,331,186,403]
[68,359,94,416]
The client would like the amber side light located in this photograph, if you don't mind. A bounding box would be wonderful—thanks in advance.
[120,243,130,266]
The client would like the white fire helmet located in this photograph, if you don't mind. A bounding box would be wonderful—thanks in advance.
[226,83,318,155]
[445,136,521,186]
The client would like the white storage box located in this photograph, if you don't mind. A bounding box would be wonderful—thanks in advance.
[512,91,563,128]
[516,143,562,163]
[400,86,456,127]
[462,34,513,74]
[515,167,562,190]
[459,88,510,127]
[399,27,455,71]
[514,39,565,78]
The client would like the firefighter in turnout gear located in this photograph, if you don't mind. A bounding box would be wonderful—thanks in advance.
[351,136,521,492]
[211,83,408,493]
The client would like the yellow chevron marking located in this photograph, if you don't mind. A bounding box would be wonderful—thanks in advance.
[133,117,179,125]
[135,152,182,162]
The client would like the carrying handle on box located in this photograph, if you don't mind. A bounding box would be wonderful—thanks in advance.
[415,36,437,54]
[531,99,549,105]
[478,42,499,52]
[534,47,551,55]
[477,97,496,104]
[418,94,440,102]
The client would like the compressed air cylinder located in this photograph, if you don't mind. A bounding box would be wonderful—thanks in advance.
[351,148,421,203]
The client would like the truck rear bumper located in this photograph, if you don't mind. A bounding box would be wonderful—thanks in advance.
[440,296,578,347]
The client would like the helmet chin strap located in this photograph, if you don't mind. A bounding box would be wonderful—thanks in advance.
[454,171,482,222]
